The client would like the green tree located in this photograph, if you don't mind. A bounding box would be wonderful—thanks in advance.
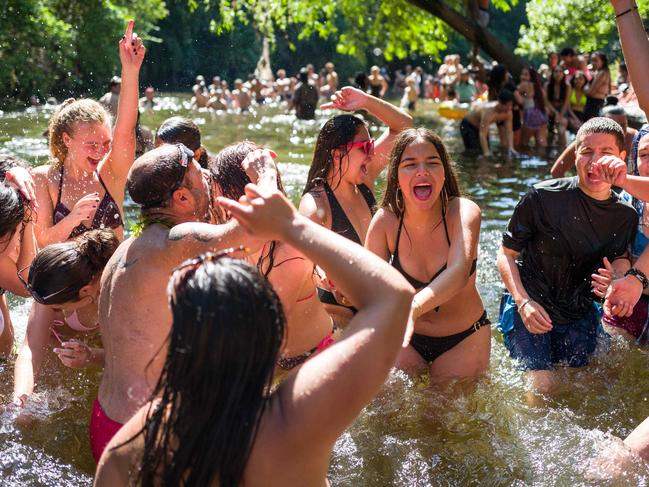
[208,0,528,74]
[517,0,649,58]
[0,0,167,107]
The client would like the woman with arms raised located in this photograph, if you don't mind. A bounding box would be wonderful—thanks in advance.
[366,128,489,378]
[210,141,336,371]
[33,20,144,246]
[299,86,412,324]
[94,183,413,486]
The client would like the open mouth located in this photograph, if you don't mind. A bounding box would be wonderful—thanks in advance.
[87,157,100,167]
[413,183,433,201]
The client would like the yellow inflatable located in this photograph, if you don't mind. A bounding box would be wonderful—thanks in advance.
[437,101,470,120]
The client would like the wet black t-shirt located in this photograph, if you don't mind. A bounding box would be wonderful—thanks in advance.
[502,177,637,324]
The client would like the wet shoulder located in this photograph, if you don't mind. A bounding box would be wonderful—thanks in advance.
[299,185,331,228]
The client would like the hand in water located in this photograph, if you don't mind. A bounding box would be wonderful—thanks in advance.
[69,193,100,227]
[119,20,146,72]
[604,275,643,317]
[241,148,278,188]
[519,300,553,334]
[5,166,37,207]
[591,256,615,298]
[321,86,368,111]
[54,341,92,368]
[217,184,297,241]
[591,156,627,187]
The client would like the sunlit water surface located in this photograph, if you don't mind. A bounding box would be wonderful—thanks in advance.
[0,96,648,486]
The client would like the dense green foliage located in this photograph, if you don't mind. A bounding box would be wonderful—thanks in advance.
[517,0,649,58]
[1,0,166,106]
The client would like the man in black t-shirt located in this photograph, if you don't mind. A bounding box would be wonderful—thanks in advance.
[497,117,637,395]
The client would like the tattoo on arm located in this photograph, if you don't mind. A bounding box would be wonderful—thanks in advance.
[168,228,215,243]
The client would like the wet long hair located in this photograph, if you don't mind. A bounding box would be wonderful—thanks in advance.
[157,117,209,168]
[488,64,508,101]
[28,229,118,304]
[529,68,546,113]
[381,128,461,219]
[135,256,285,486]
[209,141,286,277]
[547,68,567,105]
[302,114,366,194]
[0,156,29,249]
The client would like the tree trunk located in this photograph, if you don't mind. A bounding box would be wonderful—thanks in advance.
[407,0,526,76]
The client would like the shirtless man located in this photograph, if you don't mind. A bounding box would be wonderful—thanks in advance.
[459,89,515,156]
[320,62,339,99]
[191,76,210,109]
[92,144,277,460]
[232,79,252,112]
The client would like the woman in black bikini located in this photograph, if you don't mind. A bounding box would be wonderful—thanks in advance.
[299,86,412,324]
[366,127,490,379]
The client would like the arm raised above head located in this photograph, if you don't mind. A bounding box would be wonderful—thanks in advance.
[611,0,649,114]
[219,184,413,456]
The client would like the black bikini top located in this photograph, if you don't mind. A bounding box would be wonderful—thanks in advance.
[52,165,123,239]
[322,181,376,245]
[390,213,477,291]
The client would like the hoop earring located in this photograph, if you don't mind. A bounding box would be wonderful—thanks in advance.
[396,187,405,213]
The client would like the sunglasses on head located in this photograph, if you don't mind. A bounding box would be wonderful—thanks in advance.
[17,264,75,305]
[142,143,195,209]
[340,138,375,155]
[169,245,250,303]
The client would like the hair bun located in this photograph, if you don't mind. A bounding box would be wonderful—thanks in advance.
[75,229,119,273]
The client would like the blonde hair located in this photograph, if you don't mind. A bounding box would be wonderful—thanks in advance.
[48,98,111,166]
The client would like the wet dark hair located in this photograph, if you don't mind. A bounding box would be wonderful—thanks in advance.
[528,68,546,113]
[157,117,209,168]
[209,141,286,277]
[560,47,576,57]
[488,64,508,101]
[28,229,118,305]
[127,144,193,211]
[381,128,461,219]
[547,67,567,106]
[298,68,309,84]
[497,89,514,105]
[135,256,285,487]
[575,117,625,152]
[0,155,29,249]
[302,114,366,194]
[355,72,369,91]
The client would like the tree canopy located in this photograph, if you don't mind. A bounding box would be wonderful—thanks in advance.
[517,0,649,59]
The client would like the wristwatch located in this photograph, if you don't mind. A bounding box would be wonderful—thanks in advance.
[624,268,649,290]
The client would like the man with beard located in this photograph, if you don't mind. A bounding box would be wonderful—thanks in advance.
[90,143,277,461]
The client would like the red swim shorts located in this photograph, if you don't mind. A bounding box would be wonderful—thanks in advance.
[89,398,124,462]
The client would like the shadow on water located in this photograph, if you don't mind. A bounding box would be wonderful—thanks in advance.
[1,97,648,485]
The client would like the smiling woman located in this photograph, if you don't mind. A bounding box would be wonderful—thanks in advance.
[365,127,489,380]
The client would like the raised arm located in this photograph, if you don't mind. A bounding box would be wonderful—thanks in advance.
[100,20,146,196]
[411,199,480,318]
[550,141,577,178]
[321,86,413,181]
[611,0,649,113]
[219,185,413,457]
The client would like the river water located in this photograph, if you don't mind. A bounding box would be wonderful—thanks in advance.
[0,97,648,486]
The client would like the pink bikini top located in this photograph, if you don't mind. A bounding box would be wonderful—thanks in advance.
[53,310,99,333]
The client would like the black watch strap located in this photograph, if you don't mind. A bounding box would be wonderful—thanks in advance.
[625,268,649,290]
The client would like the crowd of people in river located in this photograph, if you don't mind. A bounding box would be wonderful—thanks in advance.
[0,1,649,483]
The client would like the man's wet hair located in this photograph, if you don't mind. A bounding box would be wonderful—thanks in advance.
[497,89,514,104]
[575,117,625,152]
[298,68,309,84]
[560,47,576,57]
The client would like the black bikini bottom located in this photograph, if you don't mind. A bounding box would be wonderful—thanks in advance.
[409,311,490,363]
[317,288,358,314]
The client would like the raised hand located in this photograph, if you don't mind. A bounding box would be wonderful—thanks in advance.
[321,86,369,111]
[217,184,297,241]
[604,275,643,317]
[5,166,36,207]
[591,155,627,187]
[591,256,614,298]
[241,148,278,188]
[119,20,145,72]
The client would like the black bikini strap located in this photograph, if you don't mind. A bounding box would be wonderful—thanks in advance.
[395,215,405,253]
[96,171,110,193]
[442,212,451,246]
[55,164,65,206]
[358,184,376,215]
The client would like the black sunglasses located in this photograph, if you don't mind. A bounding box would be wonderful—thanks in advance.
[17,264,75,305]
